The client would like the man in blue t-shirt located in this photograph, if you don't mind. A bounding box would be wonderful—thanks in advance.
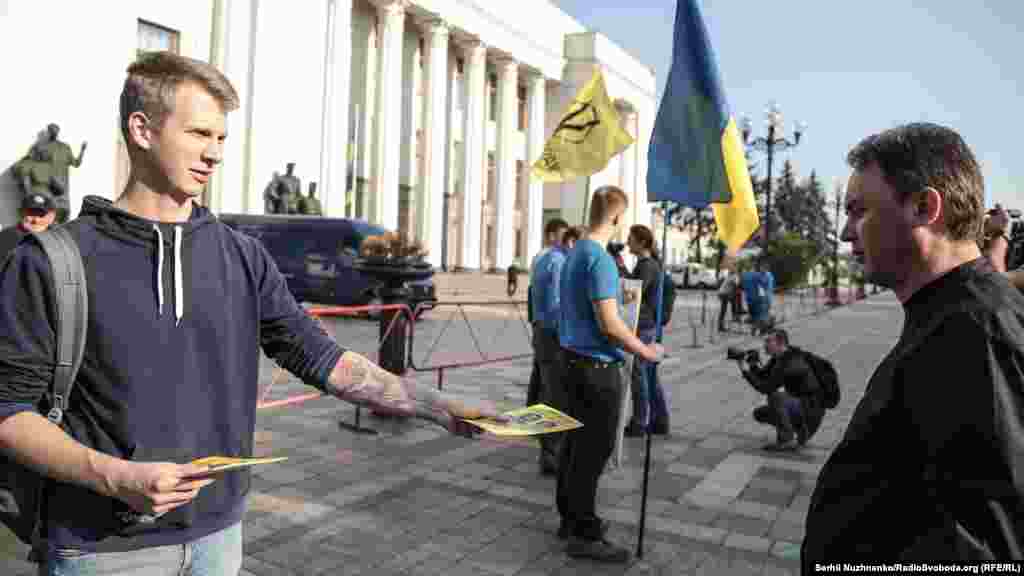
[555,186,664,563]
[529,217,570,475]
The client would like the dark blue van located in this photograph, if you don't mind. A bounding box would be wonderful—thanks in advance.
[218,213,436,313]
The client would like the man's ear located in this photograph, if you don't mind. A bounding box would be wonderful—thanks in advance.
[126,112,155,151]
[911,187,943,227]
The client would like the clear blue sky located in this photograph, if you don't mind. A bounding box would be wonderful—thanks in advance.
[555,0,1023,209]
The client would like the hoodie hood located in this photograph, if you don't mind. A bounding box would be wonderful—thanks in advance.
[79,195,217,326]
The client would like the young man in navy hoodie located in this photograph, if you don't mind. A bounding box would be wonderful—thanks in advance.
[0,51,497,575]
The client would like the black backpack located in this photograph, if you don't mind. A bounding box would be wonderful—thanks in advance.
[659,271,676,326]
[797,347,840,409]
[0,227,88,558]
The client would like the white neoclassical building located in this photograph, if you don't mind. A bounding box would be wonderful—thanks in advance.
[1,0,658,271]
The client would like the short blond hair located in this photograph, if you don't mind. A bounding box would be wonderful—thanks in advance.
[588,185,629,227]
[120,51,239,151]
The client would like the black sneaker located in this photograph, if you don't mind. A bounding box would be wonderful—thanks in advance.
[623,422,646,437]
[649,420,670,436]
[558,518,609,540]
[567,536,630,563]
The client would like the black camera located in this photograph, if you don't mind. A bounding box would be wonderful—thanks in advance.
[988,208,1024,270]
[727,347,760,364]
[607,242,625,256]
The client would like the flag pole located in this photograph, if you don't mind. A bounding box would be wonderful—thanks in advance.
[581,175,592,226]
[637,200,670,558]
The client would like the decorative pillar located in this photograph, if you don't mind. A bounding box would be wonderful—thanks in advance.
[419,19,449,268]
[372,0,406,230]
[207,0,260,214]
[494,58,518,270]
[525,72,546,261]
[458,39,486,270]
[318,0,353,217]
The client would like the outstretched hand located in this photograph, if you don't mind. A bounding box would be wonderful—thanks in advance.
[329,351,508,437]
[418,398,507,438]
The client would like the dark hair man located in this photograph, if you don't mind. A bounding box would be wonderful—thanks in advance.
[735,329,822,451]
[562,226,583,249]
[0,51,496,574]
[527,217,570,474]
[802,123,1024,566]
[0,192,59,262]
[556,186,664,562]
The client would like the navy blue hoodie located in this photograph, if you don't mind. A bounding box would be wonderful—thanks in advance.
[0,196,345,552]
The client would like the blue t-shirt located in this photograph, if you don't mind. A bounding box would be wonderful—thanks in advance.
[558,238,624,362]
[530,246,566,333]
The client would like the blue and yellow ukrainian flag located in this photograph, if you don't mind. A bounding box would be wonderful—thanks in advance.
[647,0,758,254]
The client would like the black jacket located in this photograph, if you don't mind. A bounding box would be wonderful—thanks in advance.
[0,196,344,552]
[802,259,1024,567]
[742,348,825,435]
[630,256,662,331]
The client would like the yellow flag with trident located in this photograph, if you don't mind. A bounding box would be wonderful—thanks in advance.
[531,69,635,182]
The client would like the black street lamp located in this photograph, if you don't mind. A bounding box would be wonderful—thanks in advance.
[829,180,842,306]
[740,102,805,252]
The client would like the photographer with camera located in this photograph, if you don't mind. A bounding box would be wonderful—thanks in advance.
[731,329,824,452]
[983,204,1024,290]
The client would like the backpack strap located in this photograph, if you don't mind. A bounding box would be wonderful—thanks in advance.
[30,227,88,425]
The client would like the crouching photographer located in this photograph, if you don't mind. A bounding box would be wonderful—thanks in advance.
[729,329,828,452]
[983,204,1024,291]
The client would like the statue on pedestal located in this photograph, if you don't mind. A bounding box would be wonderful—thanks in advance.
[262,163,302,214]
[13,144,70,223]
[263,171,281,214]
[298,182,323,216]
[13,124,85,223]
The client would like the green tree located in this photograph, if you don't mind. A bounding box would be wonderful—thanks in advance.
[763,232,819,289]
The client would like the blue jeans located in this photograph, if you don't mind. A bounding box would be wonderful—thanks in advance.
[40,522,242,576]
[631,328,669,428]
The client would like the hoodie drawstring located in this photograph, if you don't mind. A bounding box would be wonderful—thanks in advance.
[153,225,165,317]
[174,225,183,326]
[153,224,185,326]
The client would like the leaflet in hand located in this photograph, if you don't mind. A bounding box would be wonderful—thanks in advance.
[463,404,583,436]
[187,455,288,475]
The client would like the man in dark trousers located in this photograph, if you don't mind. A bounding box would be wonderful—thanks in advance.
[802,123,1024,565]
[527,217,569,475]
[736,328,822,451]
[556,186,664,563]
[0,191,58,261]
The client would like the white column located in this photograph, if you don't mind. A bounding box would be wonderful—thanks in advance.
[318,0,352,217]
[358,18,378,221]
[372,0,406,230]
[420,20,449,268]
[207,0,259,214]
[525,72,546,261]
[494,58,518,270]
[459,40,486,270]
[619,108,637,226]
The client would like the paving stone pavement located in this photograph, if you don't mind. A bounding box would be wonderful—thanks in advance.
[1,293,901,575]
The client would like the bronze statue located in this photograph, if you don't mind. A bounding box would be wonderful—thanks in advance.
[13,145,70,223]
[13,125,84,223]
[278,163,301,214]
[263,163,302,214]
[263,171,281,214]
[298,182,323,216]
[39,124,86,199]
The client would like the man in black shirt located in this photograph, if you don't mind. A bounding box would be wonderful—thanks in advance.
[0,191,58,262]
[737,328,822,451]
[802,123,1024,566]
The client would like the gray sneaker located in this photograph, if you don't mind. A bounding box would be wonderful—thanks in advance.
[566,536,630,563]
